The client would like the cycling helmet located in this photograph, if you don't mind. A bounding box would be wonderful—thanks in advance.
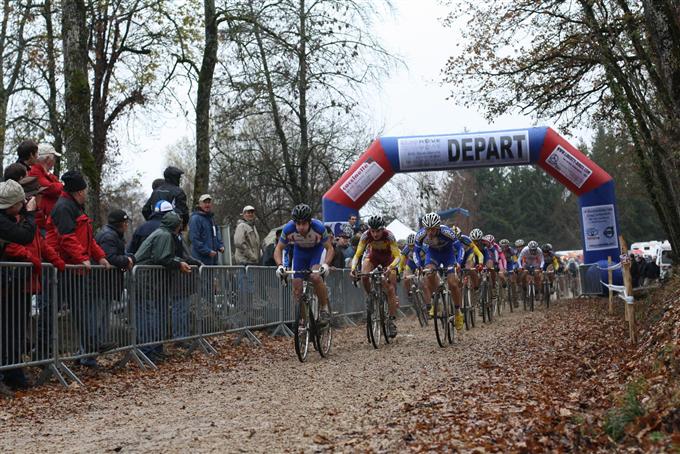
[482,234,495,244]
[367,215,385,230]
[528,240,539,251]
[515,239,525,248]
[422,212,441,228]
[470,228,483,241]
[406,233,416,246]
[541,243,553,252]
[545,242,553,251]
[341,224,354,238]
[291,204,312,222]
[450,225,462,238]
[499,239,510,247]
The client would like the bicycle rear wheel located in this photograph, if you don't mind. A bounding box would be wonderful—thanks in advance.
[433,291,448,348]
[529,284,535,312]
[496,282,503,317]
[293,301,310,362]
[367,293,381,349]
[413,290,428,327]
[480,282,491,323]
[462,286,472,330]
[543,281,550,309]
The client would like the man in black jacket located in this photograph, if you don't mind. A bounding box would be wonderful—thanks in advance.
[141,166,189,227]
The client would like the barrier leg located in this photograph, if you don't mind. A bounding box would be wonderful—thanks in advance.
[234,329,261,347]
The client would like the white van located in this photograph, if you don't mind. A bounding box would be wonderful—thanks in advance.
[654,241,673,279]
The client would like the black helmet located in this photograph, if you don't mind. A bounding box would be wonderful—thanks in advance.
[367,215,385,230]
[163,166,184,185]
[291,204,312,222]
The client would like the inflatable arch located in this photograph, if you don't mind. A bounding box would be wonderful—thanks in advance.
[323,127,620,265]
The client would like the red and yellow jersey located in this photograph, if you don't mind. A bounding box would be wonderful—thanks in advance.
[351,229,401,271]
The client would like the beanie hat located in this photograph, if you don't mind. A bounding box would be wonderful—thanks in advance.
[19,176,46,198]
[107,209,129,224]
[154,200,174,213]
[62,170,87,193]
[0,179,26,209]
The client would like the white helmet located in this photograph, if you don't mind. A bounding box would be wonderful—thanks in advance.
[528,240,539,251]
[470,228,483,241]
[450,225,462,238]
[515,239,525,248]
[406,233,416,245]
[421,212,441,228]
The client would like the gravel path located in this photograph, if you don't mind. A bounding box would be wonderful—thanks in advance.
[1,306,551,453]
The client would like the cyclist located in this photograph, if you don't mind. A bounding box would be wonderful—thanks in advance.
[499,238,519,306]
[480,234,506,298]
[517,240,545,293]
[399,233,428,311]
[350,215,401,338]
[459,227,485,289]
[414,213,465,330]
[541,243,560,293]
[275,204,334,325]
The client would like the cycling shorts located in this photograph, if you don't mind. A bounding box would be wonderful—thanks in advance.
[292,244,324,279]
[425,248,457,274]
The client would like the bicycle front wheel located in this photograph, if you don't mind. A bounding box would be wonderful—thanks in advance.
[413,290,428,327]
[433,291,448,348]
[445,292,455,344]
[380,292,390,345]
[529,284,535,312]
[293,302,310,362]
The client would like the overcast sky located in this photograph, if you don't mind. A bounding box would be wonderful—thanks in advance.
[119,0,577,192]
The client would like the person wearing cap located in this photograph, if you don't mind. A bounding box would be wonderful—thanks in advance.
[141,166,189,227]
[0,180,40,396]
[127,200,175,254]
[188,194,224,265]
[16,140,38,173]
[96,209,134,271]
[233,205,261,265]
[27,143,63,221]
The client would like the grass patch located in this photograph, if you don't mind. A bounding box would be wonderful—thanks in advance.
[604,378,646,442]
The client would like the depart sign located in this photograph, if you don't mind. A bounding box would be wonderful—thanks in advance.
[397,131,530,171]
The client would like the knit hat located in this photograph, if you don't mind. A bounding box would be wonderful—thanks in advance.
[19,176,46,197]
[0,179,26,209]
[62,170,87,193]
[107,209,129,224]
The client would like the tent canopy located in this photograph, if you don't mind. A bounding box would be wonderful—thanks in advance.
[387,219,416,241]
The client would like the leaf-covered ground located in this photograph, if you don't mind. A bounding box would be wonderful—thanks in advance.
[0,288,677,452]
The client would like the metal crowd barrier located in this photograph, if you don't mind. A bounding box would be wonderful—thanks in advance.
[0,263,421,388]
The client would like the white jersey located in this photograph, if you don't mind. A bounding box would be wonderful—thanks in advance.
[518,246,545,269]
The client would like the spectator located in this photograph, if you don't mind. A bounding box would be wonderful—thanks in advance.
[261,229,282,266]
[348,214,360,234]
[96,209,134,272]
[337,224,355,268]
[3,163,27,182]
[16,140,38,173]
[45,170,111,367]
[330,228,349,269]
[3,178,65,391]
[133,211,192,361]
[141,166,189,227]
[128,200,174,254]
[643,256,660,287]
[233,205,261,265]
[151,178,165,191]
[630,253,641,288]
[188,194,224,265]
[0,180,38,397]
[359,223,369,233]
[27,144,63,225]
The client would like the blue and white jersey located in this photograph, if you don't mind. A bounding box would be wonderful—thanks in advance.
[279,219,328,249]
[414,225,464,266]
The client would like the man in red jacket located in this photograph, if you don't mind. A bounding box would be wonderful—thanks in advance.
[27,144,63,229]
[46,170,111,367]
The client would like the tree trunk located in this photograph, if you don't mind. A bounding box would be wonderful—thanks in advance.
[297,0,309,204]
[43,0,64,174]
[0,95,7,166]
[194,0,218,206]
[61,0,93,172]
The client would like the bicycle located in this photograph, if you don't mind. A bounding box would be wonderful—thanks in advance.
[523,266,537,312]
[282,269,332,362]
[354,265,391,349]
[461,268,476,330]
[406,272,428,327]
[543,270,552,309]
[479,268,493,323]
[424,264,456,347]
